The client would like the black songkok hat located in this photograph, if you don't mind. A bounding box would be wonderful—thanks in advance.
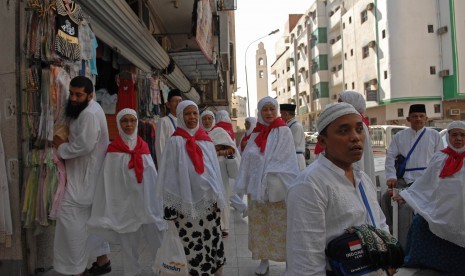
[409,104,426,115]
[167,89,182,101]
[280,104,296,112]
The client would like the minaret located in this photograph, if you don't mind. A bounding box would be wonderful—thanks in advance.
[255,42,269,101]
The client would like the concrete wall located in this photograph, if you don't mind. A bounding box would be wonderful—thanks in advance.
[0,0,24,274]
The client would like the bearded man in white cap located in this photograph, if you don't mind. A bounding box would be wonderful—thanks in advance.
[287,102,388,275]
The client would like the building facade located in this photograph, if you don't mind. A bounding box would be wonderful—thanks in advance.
[271,0,465,129]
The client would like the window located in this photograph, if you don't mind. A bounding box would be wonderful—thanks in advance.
[430,66,436,75]
[297,52,301,60]
[349,16,352,24]
[364,81,370,92]
[258,58,264,66]
[343,22,346,29]
[307,95,310,102]
[298,75,302,83]
[362,46,369,58]
[259,71,264,78]
[428,25,434,33]
[384,70,388,79]
[370,118,377,125]
[361,10,368,24]
[352,82,355,89]
[344,83,348,89]
[338,64,342,70]
[397,108,404,117]
[344,53,347,60]
[350,49,354,56]
[382,29,386,39]
[299,98,302,106]
[434,104,441,113]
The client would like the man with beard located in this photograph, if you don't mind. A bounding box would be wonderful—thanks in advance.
[52,76,111,276]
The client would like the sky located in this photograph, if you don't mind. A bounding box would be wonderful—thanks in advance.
[235,0,312,116]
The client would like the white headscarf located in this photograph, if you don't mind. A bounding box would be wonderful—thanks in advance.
[215,110,231,123]
[257,96,279,126]
[446,121,465,153]
[156,101,226,218]
[116,108,138,150]
[200,110,215,132]
[176,100,199,135]
[339,90,366,113]
[245,117,257,136]
[235,96,299,201]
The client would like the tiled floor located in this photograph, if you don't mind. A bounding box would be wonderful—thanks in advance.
[43,207,286,276]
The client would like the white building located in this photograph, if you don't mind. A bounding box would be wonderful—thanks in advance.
[271,0,465,127]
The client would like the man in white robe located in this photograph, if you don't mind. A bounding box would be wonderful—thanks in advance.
[52,76,111,276]
[280,104,306,170]
[287,103,388,275]
[155,89,182,167]
[381,104,443,249]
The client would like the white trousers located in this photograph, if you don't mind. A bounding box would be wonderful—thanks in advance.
[54,199,110,275]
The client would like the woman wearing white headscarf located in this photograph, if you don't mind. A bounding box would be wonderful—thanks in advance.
[338,90,376,185]
[206,110,243,237]
[156,100,226,275]
[87,108,165,276]
[213,110,235,140]
[235,96,299,275]
[200,110,215,132]
[240,117,257,153]
[392,121,465,274]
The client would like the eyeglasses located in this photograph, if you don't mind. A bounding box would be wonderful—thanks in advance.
[120,118,137,124]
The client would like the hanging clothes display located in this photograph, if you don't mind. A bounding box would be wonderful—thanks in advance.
[0,131,13,248]
[116,73,137,112]
[55,0,84,61]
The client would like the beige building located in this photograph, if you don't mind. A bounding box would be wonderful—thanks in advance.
[271,0,465,129]
[255,42,270,102]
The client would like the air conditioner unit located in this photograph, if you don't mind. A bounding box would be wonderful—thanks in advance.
[438,69,450,77]
[450,108,460,115]
[308,11,314,17]
[329,10,334,16]
[368,40,376,48]
[436,26,448,35]
[331,66,337,72]
[329,39,335,44]
[369,78,378,85]
[331,94,338,100]
[366,3,374,11]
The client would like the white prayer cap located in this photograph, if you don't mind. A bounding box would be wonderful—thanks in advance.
[257,96,279,126]
[176,100,199,135]
[317,102,359,133]
[216,110,231,123]
[339,90,366,113]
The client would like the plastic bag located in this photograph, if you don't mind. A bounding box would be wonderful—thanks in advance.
[153,221,189,276]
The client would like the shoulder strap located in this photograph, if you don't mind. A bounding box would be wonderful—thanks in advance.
[397,128,426,178]
[288,121,297,128]
[167,115,176,130]
[359,182,376,227]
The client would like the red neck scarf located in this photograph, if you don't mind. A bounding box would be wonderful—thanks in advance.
[172,127,212,174]
[361,113,370,128]
[107,135,150,183]
[213,121,235,141]
[253,118,287,152]
[240,133,252,152]
[439,147,465,178]
[314,142,324,155]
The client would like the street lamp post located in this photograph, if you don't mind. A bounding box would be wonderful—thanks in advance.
[244,29,279,117]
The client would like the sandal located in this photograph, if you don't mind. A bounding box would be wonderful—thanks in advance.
[87,260,111,276]
[221,231,229,238]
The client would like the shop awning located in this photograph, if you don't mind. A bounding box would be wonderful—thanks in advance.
[77,0,200,103]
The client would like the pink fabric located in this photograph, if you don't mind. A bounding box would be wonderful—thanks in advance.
[49,150,67,220]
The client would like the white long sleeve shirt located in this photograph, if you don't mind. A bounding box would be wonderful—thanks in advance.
[287,154,388,276]
[385,127,443,183]
[155,113,177,166]
[57,100,109,206]
[287,117,306,170]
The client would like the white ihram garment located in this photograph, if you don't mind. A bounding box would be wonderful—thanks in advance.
[54,100,110,275]
[155,113,176,166]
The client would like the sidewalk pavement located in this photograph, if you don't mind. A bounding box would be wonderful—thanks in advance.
[43,207,286,276]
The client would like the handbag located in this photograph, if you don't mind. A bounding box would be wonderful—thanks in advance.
[225,155,239,179]
[326,183,403,275]
[395,128,426,179]
[153,221,189,276]
[265,173,286,202]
